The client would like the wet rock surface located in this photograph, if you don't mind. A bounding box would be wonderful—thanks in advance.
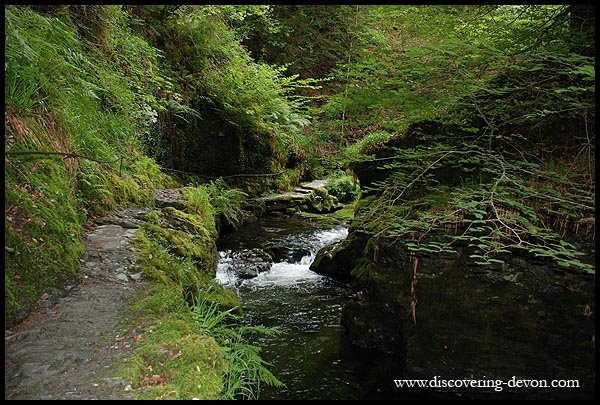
[5,207,151,400]
[230,248,274,279]
[320,230,596,399]
[254,179,339,215]
[263,244,311,263]
[310,231,368,283]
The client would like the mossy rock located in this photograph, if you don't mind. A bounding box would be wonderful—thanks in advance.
[142,223,216,271]
[307,187,337,213]
[125,316,226,400]
[333,224,596,393]
[198,283,242,316]
[310,229,370,282]
[332,204,355,222]
[161,206,216,238]
[179,187,216,227]
[144,209,162,225]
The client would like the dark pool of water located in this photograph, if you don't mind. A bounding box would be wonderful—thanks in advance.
[216,216,376,399]
[216,216,515,400]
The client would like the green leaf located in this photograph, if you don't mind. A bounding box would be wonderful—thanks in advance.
[487,258,505,264]
[570,65,595,81]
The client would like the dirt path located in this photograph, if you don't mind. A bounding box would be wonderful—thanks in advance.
[4,208,150,400]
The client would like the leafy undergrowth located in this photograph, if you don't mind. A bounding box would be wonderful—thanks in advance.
[358,145,595,274]
[347,41,595,276]
[4,5,176,327]
[121,284,226,400]
[124,187,282,399]
[352,51,595,275]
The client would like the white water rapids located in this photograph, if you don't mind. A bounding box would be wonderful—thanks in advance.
[216,227,348,289]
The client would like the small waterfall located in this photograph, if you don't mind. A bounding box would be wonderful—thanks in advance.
[214,217,363,400]
[216,227,348,289]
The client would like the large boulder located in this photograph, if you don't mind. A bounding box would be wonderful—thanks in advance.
[329,231,595,398]
[309,229,369,283]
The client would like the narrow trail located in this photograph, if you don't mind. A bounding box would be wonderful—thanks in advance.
[4,207,150,400]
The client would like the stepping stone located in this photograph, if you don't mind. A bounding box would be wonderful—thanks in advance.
[153,189,182,208]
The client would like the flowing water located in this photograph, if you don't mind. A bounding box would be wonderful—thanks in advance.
[216,214,595,400]
[216,216,370,400]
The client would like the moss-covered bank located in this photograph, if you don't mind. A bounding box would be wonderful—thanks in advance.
[120,186,280,399]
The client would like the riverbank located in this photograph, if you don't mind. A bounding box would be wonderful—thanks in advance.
[5,187,282,400]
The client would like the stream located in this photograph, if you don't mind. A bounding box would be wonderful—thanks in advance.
[216,215,369,400]
[214,215,549,400]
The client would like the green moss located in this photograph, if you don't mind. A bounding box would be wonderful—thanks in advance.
[5,150,85,327]
[180,187,217,233]
[126,196,284,399]
[143,224,215,271]
[333,204,355,221]
[126,219,229,399]
[144,209,162,225]
[131,155,178,191]
[308,187,337,213]
[196,282,242,315]
[133,283,188,316]
[132,229,205,296]
[131,202,235,312]
[121,310,226,400]
[161,206,216,238]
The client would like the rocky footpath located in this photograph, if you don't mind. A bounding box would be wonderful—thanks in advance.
[4,207,152,399]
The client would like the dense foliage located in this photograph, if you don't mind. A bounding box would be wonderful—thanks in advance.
[4,3,595,399]
[128,6,317,180]
[5,5,174,326]
[128,188,282,399]
[4,5,283,399]
[340,5,595,274]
